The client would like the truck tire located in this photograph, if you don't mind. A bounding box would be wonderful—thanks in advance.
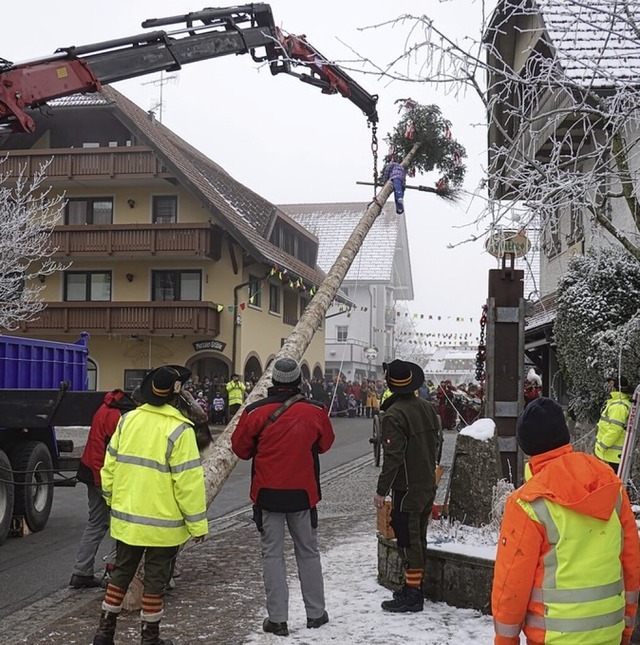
[11,441,53,533]
[0,449,14,544]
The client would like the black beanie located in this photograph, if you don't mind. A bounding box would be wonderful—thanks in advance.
[516,397,570,456]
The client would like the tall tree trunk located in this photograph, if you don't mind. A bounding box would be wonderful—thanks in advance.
[201,143,422,506]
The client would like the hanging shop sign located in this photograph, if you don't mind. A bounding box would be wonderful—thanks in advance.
[485,229,531,259]
[363,346,379,361]
[193,339,226,352]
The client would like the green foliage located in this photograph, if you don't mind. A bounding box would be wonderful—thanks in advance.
[386,103,466,186]
[554,247,640,421]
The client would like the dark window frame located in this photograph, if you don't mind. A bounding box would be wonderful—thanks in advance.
[269,283,281,314]
[151,270,202,301]
[64,270,112,301]
[65,197,114,225]
[152,195,178,224]
[248,274,262,308]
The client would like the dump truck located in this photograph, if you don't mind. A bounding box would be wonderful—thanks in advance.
[0,332,104,543]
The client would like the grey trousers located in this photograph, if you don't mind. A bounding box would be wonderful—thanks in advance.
[260,510,326,623]
[72,482,114,577]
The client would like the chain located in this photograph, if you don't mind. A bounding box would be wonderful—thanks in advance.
[371,121,379,200]
[475,304,488,385]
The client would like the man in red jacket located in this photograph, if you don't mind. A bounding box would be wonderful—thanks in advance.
[232,357,335,637]
[69,389,137,589]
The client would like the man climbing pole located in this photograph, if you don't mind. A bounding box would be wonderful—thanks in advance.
[381,155,407,214]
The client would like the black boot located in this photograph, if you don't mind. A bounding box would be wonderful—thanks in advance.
[262,618,289,636]
[93,610,118,645]
[381,585,424,612]
[141,619,174,645]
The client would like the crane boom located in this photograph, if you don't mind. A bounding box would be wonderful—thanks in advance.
[0,4,378,134]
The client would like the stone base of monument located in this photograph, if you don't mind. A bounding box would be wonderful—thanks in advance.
[377,534,494,615]
[378,534,640,641]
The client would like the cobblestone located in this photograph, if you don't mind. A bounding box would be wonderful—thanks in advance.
[2,431,459,645]
[2,458,383,645]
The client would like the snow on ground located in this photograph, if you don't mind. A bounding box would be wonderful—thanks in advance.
[244,524,497,644]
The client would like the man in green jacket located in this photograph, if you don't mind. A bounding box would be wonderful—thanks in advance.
[92,365,208,645]
[373,359,440,613]
[595,375,633,473]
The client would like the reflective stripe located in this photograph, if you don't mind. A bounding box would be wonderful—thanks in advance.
[626,615,636,627]
[530,499,559,589]
[184,511,207,523]
[600,416,627,429]
[116,454,171,473]
[107,444,117,457]
[530,579,623,603]
[526,608,625,632]
[102,490,111,497]
[166,423,192,463]
[111,509,185,528]
[596,439,624,450]
[171,458,202,473]
[626,591,639,603]
[494,619,521,637]
[527,497,625,634]
[115,454,170,473]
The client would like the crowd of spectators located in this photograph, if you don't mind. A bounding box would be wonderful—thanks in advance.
[183,370,489,431]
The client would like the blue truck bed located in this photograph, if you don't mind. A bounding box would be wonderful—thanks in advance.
[0,332,89,391]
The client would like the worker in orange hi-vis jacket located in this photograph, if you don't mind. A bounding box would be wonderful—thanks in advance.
[492,397,640,645]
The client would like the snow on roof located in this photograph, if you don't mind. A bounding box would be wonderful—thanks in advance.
[281,203,400,282]
[536,0,640,86]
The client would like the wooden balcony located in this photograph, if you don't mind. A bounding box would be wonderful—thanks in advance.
[2,147,171,181]
[18,301,221,337]
[50,224,222,260]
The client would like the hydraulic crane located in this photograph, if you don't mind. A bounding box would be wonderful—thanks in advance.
[0,3,378,134]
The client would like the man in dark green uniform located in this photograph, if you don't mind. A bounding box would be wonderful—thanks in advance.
[373,359,440,612]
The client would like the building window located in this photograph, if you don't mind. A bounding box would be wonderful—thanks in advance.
[248,275,262,308]
[283,289,298,325]
[124,368,149,392]
[300,296,309,317]
[152,195,178,224]
[569,204,584,243]
[269,283,281,314]
[87,358,97,391]
[336,325,348,343]
[65,198,113,225]
[152,270,201,301]
[543,208,561,258]
[269,220,317,267]
[64,271,112,301]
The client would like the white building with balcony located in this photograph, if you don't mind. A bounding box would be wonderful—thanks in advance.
[281,202,413,381]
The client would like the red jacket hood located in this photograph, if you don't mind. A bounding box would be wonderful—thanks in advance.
[520,444,622,521]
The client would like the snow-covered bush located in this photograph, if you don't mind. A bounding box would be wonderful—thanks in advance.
[554,247,640,421]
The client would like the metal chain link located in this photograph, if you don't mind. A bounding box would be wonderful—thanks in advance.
[371,122,379,200]
[475,304,488,384]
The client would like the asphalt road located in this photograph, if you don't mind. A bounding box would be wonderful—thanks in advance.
[0,415,375,621]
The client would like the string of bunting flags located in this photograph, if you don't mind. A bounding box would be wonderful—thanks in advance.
[213,263,322,314]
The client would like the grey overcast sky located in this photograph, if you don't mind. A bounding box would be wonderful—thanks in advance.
[4,0,499,345]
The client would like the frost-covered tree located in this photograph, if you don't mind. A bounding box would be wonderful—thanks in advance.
[0,161,67,330]
[554,246,640,421]
[359,0,640,259]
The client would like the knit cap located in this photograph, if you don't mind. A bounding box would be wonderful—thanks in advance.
[271,357,301,386]
[516,397,570,456]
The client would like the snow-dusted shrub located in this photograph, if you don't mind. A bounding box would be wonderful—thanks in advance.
[554,247,640,421]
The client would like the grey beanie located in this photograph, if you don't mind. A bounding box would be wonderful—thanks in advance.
[272,357,301,386]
